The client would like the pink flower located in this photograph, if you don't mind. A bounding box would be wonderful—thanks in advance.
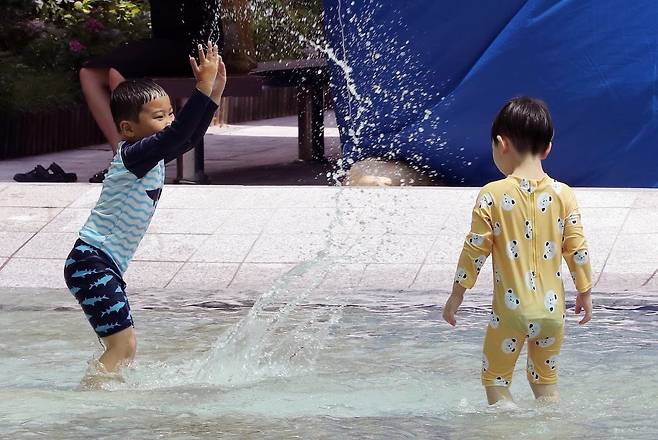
[69,39,86,54]
[84,18,104,33]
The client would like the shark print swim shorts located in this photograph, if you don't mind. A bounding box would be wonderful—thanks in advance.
[63,239,133,338]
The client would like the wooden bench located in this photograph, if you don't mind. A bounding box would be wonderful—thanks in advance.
[251,58,330,162]
[152,74,263,184]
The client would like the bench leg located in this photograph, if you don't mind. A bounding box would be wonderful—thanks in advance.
[173,97,210,184]
[297,85,325,161]
[174,139,210,184]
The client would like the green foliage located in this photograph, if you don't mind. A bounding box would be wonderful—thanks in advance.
[0,56,79,112]
[251,0,325,61]
[0,0,149,111]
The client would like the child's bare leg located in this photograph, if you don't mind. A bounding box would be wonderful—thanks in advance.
[530,383,559,403]
[99,326,137,372]
[81,327,136,389]
[79,67,122,153]
[486,386,513,405]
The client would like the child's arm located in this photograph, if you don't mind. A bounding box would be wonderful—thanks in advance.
[562,188,593,324]
[162,55,227,164]
[442,189,495,325]
[121,42,220,178]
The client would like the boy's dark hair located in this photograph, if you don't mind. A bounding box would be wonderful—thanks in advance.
[491,96,554,155]
[110,79,168,129]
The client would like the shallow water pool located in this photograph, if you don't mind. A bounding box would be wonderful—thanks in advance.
[1,288,657,439]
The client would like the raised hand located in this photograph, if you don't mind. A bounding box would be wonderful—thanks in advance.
[210,53,227,105]
[189,40,220,96]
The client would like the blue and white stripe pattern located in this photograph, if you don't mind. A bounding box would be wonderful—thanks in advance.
[79,141,164,274]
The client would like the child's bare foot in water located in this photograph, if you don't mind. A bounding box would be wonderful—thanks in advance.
[79,359,126,390]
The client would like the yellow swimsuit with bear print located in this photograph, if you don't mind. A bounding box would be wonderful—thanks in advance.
[455,174,592,387]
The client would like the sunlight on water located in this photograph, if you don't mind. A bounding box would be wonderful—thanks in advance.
[1,288,657,439]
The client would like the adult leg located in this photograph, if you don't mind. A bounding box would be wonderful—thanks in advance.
[79,67,122,154]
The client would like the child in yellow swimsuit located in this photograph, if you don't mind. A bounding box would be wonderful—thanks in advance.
[442,97,593,405]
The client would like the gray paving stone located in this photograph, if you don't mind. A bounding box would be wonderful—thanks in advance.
[229,263,296,290]
[0,232,33,257]
[621,209,658,234]
[0,258,66,288]
[133,234,207,262]
[15,232,78,259]
[245,234,329,263]
[123,261,183,289]
[0,184,88,207]
[216,209,274,234]
[166,262,240,290]
[190,234,259,263]
[148,209,230,234]
[42,208,90,233]
[0,207,62,232]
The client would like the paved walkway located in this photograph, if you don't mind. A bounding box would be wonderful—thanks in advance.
[0,113,342,185]
[0,183,655,296]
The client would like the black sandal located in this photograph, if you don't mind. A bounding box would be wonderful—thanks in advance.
[89,168,108,183]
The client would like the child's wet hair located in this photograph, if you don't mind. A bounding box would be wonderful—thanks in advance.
[110,79,168,128]
[491,96,554,155]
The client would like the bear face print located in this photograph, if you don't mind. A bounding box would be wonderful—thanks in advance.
[574,249,589,266]
[473,255,487,273]
[525,220,533,240]
[494,376,510,387]
[501,338,518,354]
[469,233,485,247]
[543,241,557,260]
[504,289,521,310]
[557,217,565,235]
[527,359,540,382]
[551,179,563,193]
[545,356,559,370]
[482,354,489,371]
[544,290,559,313]
[502,193,517,211]
[493,222,502,236]
[537,192,553,213]
[525,270,537,292]
[454,267,468,284]
[527,321,541,339]
[535,336,556,348]
[520,179,534,194]
[479,193,494,209]
[568,212,579,225]
[495,270,502,283]
[489,311,501,329]
[507,240,520,259]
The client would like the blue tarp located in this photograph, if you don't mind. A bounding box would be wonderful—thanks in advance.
[322,0,658,187]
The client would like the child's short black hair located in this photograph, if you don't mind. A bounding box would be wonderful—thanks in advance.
[110,79,168,129]
[491,96,554,155]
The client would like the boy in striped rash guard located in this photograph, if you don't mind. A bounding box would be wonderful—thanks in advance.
[64,41,225,384]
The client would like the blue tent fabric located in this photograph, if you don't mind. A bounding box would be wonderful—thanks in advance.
[322,0,658,187]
